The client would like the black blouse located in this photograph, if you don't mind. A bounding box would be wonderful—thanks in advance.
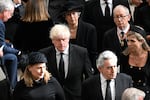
[120,53,150,100]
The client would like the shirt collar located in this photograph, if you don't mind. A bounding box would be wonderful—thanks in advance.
[55,45,69,55]
[100,0,113,5]
[100,73,115,84]
[117,24,130,34]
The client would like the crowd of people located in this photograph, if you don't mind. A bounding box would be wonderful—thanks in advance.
[0,0,150,100]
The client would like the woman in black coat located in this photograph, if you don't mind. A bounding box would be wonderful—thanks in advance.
[62,0,98,74]
[13,52,65,100]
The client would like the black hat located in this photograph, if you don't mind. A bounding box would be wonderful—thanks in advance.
[28,52,47,65]
[63,0,83,14]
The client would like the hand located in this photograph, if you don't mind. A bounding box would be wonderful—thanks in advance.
[0,50,3,57]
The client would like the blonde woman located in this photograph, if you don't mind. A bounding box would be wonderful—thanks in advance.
[13,52,65,100]
[120,30,150,100]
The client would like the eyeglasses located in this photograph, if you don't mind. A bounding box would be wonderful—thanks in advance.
[113,15,129,19]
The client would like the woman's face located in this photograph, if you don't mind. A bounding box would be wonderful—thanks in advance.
[65,11,79,26]
[127,35,143,52]
[28,63,47,80]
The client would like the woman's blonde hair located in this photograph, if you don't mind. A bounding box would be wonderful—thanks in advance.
[22,0,50,22]
[22,64,51,87]
[123,31,150,55]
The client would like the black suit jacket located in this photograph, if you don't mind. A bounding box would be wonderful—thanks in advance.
[82,73,132,100]
[135,5,150,34]
[39,44,93,100]
[82,0,130,52]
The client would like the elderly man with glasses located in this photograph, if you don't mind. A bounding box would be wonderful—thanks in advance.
[102,4,146,66]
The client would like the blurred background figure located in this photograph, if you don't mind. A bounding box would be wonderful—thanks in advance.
[14,0,54,53]
[13,52,65,100]
[122,87,145,100]
[128,0,144,23]
[0,0,21,90]
[5,0,26,44]
[135,0,150,42]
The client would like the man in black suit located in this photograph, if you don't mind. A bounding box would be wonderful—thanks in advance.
[82,0,130,53]
[39,24,93,100]
[102,5,147,65]
[82,50,132,100]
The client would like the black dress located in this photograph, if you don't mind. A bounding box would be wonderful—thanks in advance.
[120,53,150,100]
[13,77,65,100]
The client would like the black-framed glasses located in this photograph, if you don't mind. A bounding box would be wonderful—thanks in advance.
[113,15,129,19]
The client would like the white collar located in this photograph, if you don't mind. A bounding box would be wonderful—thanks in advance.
[56,45,69,55]
[100,0,112,5]
[117,24,130,34]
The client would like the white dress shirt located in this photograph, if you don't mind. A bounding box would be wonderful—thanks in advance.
[100,73,115,100]
[56,46,69,78]
[100,0,113,16]
[117,23,130,41]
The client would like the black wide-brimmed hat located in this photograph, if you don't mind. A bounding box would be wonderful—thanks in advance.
[62,0,84,14]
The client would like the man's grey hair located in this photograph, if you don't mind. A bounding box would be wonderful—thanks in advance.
[113,5,130,16]
[50,24,71,39]
[0,0,14,13]
[122,87,146,100]
[96,50,118,68]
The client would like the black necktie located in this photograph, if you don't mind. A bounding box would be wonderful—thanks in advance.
[121,31,124,38]
[105,0,110,16]
[105,80,112,100]
[59,53,65,80]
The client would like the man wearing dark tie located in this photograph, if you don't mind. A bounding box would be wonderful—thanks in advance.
[82,0,130,53]
[39,24,93,100]
[102,5,146,64]
[82,50,132,100]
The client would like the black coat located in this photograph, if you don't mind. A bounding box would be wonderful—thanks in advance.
[13,77,65,100]
[70,19,98,73]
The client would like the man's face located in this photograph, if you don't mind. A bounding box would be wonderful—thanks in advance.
[113,7,131,30]
[2,9,14,22]
[52,35,69,52]
[98,59,117,80]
